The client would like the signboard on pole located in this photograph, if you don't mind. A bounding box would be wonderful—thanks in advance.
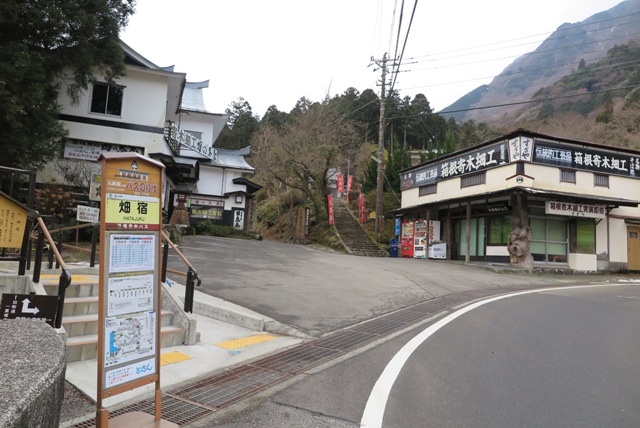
[96,153,172,427]
[77,205,100,223]
[0,192,28,249]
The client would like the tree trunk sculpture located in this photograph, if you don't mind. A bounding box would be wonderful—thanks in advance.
[508,192,534,269]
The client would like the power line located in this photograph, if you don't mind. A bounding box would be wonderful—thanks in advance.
[389,0,419,93]
[402,30,640,74]
[401,58,640,92]
[408,12,640,62]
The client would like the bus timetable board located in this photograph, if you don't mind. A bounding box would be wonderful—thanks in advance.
[97,153,165,426]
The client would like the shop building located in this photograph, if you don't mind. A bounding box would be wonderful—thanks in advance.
[396,129,640,272]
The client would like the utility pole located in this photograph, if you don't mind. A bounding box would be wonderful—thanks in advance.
[372,53,388,237]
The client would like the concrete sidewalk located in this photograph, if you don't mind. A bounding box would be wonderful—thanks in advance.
[61,284,305,426]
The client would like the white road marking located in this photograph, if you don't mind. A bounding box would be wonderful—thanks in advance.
[360,284,625,428]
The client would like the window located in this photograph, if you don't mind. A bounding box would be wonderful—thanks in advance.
[419,183,437,196]
[460,172,486,188]
[90,82,124,116]
[560,169,576,183]
[530,217,568,263]
[235,195,243,204]
[594,174,609,187]
[570,219,595,253]
[186,130,203,140]
[488,215,512,245]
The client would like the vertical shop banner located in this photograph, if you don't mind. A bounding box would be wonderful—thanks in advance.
[359,193,366,223]
[429,220,441,242]
[337,174,344,193]
[328,195,334,225]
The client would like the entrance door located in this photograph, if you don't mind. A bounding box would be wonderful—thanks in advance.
[459,218,485,260]
[627,227,640,271]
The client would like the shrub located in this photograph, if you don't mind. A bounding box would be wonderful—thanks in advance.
[257,198,281,227]
[195,220,234,237]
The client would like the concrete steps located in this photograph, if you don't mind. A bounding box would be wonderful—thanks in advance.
[40,274,186,363]
[333,200,389,257]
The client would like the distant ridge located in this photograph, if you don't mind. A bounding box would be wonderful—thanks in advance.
[441,0,640,124]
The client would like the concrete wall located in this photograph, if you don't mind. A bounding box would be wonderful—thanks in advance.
[0,319,66,428]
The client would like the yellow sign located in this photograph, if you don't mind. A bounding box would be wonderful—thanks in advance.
[0,194,28,249]
[105,194,160,230]
[101,156,163,231]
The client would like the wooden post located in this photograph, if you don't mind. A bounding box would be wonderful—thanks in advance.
[465,202,471,263]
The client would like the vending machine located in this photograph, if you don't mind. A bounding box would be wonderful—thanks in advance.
[400,220,414,258]
[413,220,427,259]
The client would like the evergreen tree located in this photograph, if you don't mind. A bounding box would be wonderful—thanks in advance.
[0,0,135,169]
[216,97,260,149]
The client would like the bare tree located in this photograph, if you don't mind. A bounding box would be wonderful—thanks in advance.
[252,103,363,221]
[54,159,100,194]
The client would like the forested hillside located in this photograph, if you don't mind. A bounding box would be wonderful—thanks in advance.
[443,0,640,136]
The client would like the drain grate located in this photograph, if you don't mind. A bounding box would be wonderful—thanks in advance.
[372,306,433,325]
[313,329,379,352]
[254,343,343,374]
[172,364,291,408]
[351,315,413,336]
[68,394,212,428]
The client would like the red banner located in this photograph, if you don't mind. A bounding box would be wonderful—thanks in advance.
[328,194,334,225]
[337,174,344,193]
[347,175,353,192]
[359,193,365,223]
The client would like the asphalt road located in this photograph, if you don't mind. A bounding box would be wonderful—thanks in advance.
[209,284,640,428]
[166,236,599,336]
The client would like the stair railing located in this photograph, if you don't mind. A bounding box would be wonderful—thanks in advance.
[31,216,72,329]
[160,231,201,313]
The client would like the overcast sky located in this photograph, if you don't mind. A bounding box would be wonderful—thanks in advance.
[120,0,624,117]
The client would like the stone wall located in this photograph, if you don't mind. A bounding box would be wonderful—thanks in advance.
[0,319,66,428]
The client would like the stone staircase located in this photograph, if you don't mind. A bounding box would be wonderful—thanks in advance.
[40,273,186,363]
[333,199,388,257]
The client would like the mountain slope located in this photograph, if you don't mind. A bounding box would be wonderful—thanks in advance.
[442,0,640,124]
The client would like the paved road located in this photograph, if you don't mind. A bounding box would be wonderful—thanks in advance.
[167,236,610,336]
[209,284,640,428]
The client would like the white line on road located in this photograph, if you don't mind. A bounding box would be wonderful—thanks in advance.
[360,284,625,428]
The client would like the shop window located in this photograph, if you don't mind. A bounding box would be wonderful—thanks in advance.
[488,215,512,245]
[90,82,124,116]
[594,174,609,188]
[419,183,437,196]
[460,172,486,188]
[560,169,576,183]
[570,219,595,253]
[530,217,568,263]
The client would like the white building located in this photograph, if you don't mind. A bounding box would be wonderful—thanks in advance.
[396,129,640,272]
[45,41,260,230]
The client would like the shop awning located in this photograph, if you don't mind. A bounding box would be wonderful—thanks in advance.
[393,186,639,216]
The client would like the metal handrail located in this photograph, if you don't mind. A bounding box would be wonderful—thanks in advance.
[34,216,72,329]
[160,230,201,313]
